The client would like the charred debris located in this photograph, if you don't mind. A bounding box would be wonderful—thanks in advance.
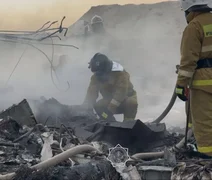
[0,97,205,180]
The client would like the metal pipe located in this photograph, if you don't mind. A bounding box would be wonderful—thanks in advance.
[131,128,193,160]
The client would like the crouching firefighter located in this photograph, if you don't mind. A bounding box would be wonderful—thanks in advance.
[176,0,212,156]
[83,53,138,121]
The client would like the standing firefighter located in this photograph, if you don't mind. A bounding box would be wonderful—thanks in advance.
[90,15,105,34]
[176,0,212,156]
[84,53,138,121]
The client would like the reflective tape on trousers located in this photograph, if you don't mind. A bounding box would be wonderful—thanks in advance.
[198,146,212,153]
[188,123,192,128]
[102,112,108,119]
[110,99,121,107]
[192,79,212,86]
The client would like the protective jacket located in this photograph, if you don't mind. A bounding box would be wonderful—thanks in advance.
[177,12,212,92]
[84,62,136,109]
[177,11,212,156]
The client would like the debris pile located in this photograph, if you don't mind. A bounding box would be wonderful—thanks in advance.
[0,97,205,180]
[0,118,42,174]
[13,160,120,180]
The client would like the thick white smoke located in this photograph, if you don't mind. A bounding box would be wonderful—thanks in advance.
[0,1,188,128]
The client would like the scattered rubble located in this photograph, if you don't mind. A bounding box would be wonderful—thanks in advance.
[14,160,120,180]
[0,97,208,180]
[0,98,184,153]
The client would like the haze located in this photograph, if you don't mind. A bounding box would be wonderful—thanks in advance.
[0,0,175,30]
[0,0,186,128]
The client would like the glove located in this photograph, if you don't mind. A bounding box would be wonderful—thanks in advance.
[100,109,116,121]
[175,85,189,101]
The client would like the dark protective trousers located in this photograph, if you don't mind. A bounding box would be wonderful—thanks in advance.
[94,93,138,121]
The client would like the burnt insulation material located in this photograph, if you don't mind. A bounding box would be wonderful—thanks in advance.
[13,161,121,180]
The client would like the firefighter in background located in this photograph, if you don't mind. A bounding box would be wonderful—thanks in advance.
[83,53,138,121]
[90,15,105,34]
[82,14,122,63]
[83,15,105,37]
[176,0,212,156]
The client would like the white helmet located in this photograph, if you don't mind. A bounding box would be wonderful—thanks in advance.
[180,0,211,11]
[91,15,103,25]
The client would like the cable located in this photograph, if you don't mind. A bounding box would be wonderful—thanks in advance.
[44,30,70,92]
[2,34,71,91]
[5,46,28,86]
[4,28,42,86]
[0,38,79,49]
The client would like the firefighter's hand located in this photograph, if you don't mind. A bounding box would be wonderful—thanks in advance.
[107,103,117,114]
[175,85,189,101]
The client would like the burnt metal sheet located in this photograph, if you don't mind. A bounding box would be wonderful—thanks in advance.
[98,120,167,153]
[28,98,98,126]
[0,99,37,127]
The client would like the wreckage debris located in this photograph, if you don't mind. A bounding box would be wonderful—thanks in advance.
[0,119,42,174]
[0,98,184,154]
[13,160,121,180]
[0,97,205,180]
[171,161,212,179]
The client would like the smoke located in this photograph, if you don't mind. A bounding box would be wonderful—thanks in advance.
[0,0,175,31]
[0,1,187,128]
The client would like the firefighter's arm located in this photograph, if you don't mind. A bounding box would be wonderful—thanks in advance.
[108,72,129,113]
[177,21,202,87]
[84,75,99,106]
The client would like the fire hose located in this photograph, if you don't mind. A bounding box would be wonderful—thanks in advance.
[151,65,180,124]
[152,85,177,124]
[0,145,101,180]
[132,65,193,160]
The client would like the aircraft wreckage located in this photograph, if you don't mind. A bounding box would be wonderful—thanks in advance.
[0,97,210,180]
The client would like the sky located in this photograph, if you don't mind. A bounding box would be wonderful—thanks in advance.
[0,0,174,30]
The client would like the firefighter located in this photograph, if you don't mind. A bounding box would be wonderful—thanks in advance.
[90,15,105,34]
[176,0,212,156]
[83,53,138,121]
